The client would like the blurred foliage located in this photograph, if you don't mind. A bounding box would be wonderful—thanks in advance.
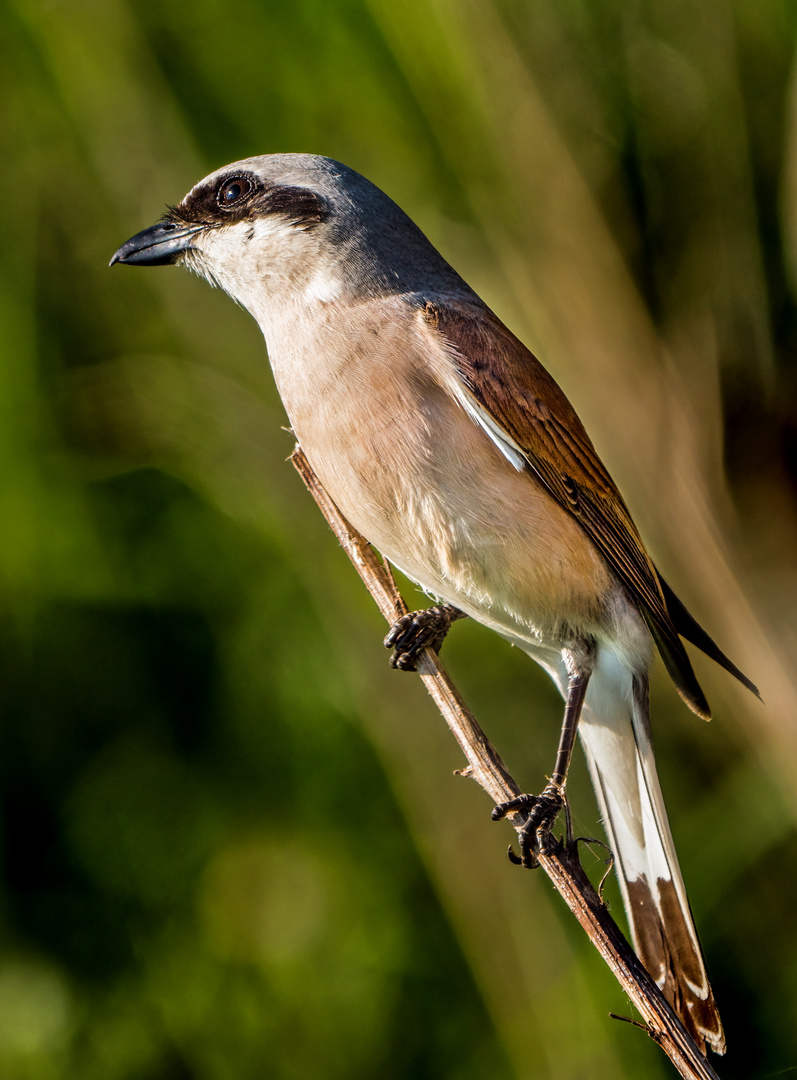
[2,0,797,1077]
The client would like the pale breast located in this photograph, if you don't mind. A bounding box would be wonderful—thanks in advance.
[265,296,616,648]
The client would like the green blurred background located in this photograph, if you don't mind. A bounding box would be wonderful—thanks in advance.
[2,0,797,1076]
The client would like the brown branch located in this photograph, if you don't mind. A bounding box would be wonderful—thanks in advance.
[291,444,721,1080]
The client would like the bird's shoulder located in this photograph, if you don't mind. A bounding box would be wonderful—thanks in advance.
[416,297,620,503]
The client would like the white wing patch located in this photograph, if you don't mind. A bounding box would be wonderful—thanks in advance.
[451,382,527,472]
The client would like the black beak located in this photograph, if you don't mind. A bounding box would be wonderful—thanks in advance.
[109,221,208,267]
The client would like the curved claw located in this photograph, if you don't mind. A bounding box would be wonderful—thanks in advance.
[506,844,523,866]
[506,842,540,869]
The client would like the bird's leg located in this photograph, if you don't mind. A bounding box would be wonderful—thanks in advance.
[492,643,594,868]
[384,604,467,670]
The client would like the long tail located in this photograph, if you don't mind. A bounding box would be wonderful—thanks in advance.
[577,655,725,1056]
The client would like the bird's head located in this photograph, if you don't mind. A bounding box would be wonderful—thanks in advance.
[110,154,465,321]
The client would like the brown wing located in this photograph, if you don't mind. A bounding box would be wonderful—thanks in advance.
[421,299,724,718]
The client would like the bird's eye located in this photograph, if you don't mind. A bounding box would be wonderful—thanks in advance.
[217,176,254,209]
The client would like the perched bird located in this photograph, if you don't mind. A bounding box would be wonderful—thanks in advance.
[111,154,758,1054]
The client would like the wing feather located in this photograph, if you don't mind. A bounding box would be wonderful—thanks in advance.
[420,299,755,714]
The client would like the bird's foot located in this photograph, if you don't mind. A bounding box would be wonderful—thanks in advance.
[491,782,565,868]
[384,604,465,671]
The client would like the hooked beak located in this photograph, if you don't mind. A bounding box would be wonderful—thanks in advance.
[109,221,208,267]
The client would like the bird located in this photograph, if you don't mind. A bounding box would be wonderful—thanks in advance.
[111,153,759,1055]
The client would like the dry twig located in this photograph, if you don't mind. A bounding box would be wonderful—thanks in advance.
[291,443,721,1080]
